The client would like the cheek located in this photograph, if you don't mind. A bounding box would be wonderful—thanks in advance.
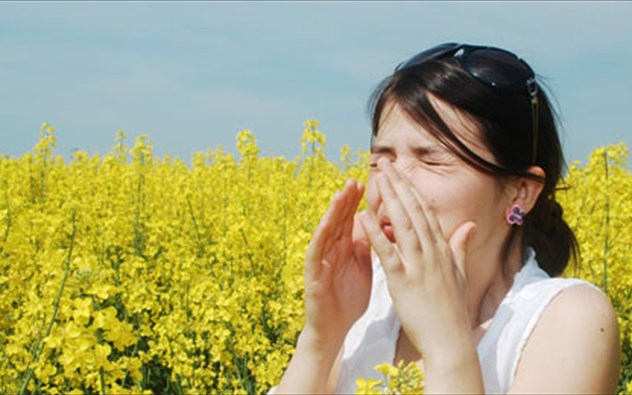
[413,177,480,231]
[431,183,503,238]
[423,193,459,235]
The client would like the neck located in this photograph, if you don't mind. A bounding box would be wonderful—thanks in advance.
[465,243,523,328]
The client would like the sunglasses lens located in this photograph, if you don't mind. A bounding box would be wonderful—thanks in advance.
[464,48,534,93]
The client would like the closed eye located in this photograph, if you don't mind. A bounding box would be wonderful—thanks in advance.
[416,150,455,167]
[421,156,455,166]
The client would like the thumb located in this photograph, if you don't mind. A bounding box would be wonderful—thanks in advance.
[448,221,477,282]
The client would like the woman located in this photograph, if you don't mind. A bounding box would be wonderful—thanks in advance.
[275,43,620,394]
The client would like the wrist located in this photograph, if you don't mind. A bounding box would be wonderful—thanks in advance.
[422,348,483,394]
[297,327,344,359]
[421,329,476,361]
[276,329,343,394]
[418,325,484,392]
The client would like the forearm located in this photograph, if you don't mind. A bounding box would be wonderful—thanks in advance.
[421,334,484,394]
[275,330,342,394]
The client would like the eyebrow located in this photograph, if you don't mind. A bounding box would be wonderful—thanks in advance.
[370,144,443,156]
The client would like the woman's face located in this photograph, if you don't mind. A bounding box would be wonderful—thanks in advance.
[366,97,512,252]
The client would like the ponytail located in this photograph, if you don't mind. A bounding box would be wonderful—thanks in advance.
[523,195,579,277]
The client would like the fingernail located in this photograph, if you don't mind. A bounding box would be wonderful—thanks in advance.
[468,222,477,240]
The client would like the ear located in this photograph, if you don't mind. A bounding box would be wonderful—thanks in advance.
[508,166,546,215]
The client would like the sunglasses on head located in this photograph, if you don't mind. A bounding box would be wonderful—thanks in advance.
[396,43,539,163]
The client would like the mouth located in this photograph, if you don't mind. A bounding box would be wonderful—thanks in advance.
[380,216,396,243]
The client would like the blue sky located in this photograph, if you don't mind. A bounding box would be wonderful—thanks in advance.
[1,1,631,165]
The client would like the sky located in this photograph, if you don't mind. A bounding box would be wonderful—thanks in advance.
[1,1,631,166]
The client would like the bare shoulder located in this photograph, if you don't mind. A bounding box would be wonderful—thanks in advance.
[544,283,618,326]
[509,283,621,394]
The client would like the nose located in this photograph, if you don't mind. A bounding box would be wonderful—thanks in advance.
[389,157,416,176]
[371,158,414,209]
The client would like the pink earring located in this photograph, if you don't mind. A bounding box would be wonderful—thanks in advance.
[506,204,526,226]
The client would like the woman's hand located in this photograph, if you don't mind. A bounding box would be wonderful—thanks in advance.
[301,179,372,354]
[277,180,371,394]
[359,158,480,376]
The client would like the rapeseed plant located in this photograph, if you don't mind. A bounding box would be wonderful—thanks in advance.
[0,121,629,394]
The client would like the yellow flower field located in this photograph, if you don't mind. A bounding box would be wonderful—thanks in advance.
[0,121,630,394]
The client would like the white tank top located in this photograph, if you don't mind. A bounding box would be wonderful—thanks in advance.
[335,249,597,394]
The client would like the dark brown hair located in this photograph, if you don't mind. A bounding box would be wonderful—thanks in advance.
[368,55,577,276]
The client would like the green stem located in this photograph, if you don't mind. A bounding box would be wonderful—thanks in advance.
[100,367,107,394]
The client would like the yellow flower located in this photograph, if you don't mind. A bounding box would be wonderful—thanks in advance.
[92,306,118,330]
[86,283,118,301]
[34,363,57,384]
[374,362,399,378]
[356,377,384,394]
[94,343,112,370]
[103,320,136,351]
[71,297,92,327]
[1,123,628,393]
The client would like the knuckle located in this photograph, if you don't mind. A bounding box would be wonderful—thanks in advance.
[402,219,415,233]
[411,203,424,217]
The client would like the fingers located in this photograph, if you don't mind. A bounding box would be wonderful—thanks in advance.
[377,158,440,248]
[324,180,363,254]
[305,180,364,279]
[342,182,365,243]
[376,164,429,260]
[352,212,372,266]
[375,159,442,270]
[358,211,402,273]
[372,158,474,275]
